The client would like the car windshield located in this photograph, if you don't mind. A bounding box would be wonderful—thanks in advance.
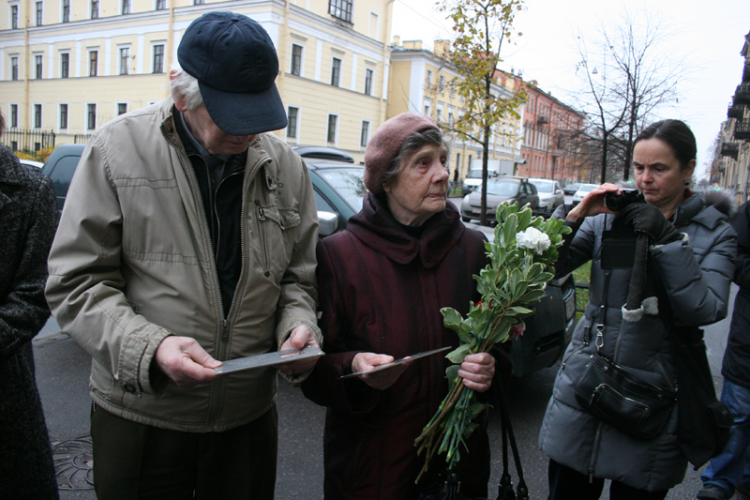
[467,169,483,179]
[316,168,367,213]
[486,181,518,196]
[530,181,553,193]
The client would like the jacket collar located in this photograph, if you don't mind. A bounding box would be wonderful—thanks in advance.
[0,145,26,186]
[347,192,465,269]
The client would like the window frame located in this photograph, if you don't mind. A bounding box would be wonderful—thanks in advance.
[116,102,128,116]
[34,53,43,79]
[10,4,19,29]
[286,106,299,140]
[86,102,97,130]
[10,104,18,128]
[360,120,370,148]
[62,0,70,22]
[59,103,68,130]
[88,49,98,77]
[326,113,338,145]
[10,56,19,80]
[328,0,353,23]
[35,1,43,26]
[330,57,341,87]
[155,0,166,9]
[33,103,42,128]
[121,0,131,15]
[290,44,303,77]
[364,68,373,96]
[119,45,131,76]
[152,43,165,74]
[90,0,99,19]
[60,51,69,78]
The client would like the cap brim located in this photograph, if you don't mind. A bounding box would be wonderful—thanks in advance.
[199,81,288,136]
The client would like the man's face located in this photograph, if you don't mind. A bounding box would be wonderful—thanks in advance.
[182,103,256,155]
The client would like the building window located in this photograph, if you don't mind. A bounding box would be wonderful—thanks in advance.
[156,0,166,9]
[35,54,43,79]
[193,0,204,4]
[330,58,341,87]
[60,53,69,78]
[11,57,19,80]
[291,44,302,76]
[35,1,43,25]
[119,47,130,75]
[152,44,164,73]
[62,0,70,22]
[89,50,98,76]
[287,107,299,138]
[327,114,337,143]
[426,69,432,86]
[360,121,370,148]
[59,103,68,129]
[364,68,373,96]
[424,103,430,116]
[121,0,131,14]
[439,74,445,90]
[11,5,18,29]
[328,0,352,23]
[118,102,128,115]
[87,103,96,129]
[91,0,98,18]
[34,104,42,128]
[10,105,18,128]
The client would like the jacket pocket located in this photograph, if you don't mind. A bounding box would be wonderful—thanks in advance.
[255,204,300,279]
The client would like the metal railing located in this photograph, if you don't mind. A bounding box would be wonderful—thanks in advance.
[1,128,55,152]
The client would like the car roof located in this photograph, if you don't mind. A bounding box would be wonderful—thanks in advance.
[305,160,363,171]
[294,146,354,163]
[528,178,555,184]
[19,159,44,167]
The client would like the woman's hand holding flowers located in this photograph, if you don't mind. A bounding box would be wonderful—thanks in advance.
[458,353,495,392]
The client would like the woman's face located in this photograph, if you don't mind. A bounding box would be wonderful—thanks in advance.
[633,138,695,212]
[383,143,450,226]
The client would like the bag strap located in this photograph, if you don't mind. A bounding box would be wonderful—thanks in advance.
[496,380,528,500]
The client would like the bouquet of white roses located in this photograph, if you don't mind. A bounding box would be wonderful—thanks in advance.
[414,202,571,481]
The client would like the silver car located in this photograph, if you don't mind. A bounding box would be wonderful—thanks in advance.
[460,177,539,225]
[529,178,565,214]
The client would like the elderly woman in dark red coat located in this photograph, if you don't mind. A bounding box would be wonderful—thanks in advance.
[301,113,498,499]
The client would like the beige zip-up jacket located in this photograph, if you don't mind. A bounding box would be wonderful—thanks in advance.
[46,99,321,432]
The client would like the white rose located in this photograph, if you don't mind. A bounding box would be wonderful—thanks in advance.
[516,227,551,255]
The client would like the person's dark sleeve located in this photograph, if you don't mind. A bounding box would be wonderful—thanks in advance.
[301,239,381,415]
[553,216,598,278]
[732,202,750,290]
[0,174,56,360]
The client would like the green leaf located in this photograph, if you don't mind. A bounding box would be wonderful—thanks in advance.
[509,306,534,315]
[519,289,547,303]
[446,343,473,364]
[441,307,464,331]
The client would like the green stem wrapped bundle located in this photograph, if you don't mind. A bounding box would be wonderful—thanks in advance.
[414,202,571,482]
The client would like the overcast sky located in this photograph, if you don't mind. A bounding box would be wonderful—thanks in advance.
[392,0,750,180]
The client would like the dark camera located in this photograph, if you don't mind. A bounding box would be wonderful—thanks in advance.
[604,189,644,212]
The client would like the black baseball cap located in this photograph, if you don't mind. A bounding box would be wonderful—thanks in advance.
[178,12,288,136]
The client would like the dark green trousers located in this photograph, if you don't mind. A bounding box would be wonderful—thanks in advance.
[90,403,278,500]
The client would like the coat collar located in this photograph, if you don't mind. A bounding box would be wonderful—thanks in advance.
[0,145,26,186]
[347,192,465,269]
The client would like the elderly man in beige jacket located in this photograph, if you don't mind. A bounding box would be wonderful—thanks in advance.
[46,12,321,500]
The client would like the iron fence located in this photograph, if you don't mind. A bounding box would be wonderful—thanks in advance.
[1,128,56,153]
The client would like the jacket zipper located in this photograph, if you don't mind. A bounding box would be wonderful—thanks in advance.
[255,199,271,275]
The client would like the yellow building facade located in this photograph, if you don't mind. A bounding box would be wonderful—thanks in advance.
[388,39,524,182]
[0,0,392,161]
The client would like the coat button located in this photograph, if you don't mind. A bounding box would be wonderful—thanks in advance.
[124,384,137,394]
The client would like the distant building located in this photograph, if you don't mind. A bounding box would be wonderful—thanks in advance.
[518,80,585,186]
[713,30,750,204]
[0,0,393,162]
[389,38,524,182]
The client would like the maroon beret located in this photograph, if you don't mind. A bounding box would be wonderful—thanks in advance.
[364,113,440,195]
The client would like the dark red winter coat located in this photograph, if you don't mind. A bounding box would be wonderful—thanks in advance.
[301,193,493,500]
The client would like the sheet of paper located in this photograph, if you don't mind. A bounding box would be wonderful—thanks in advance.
[214,346,325,375]
[339,346,452,380]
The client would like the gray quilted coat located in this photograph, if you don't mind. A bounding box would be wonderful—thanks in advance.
[538,192,737,492]
[0,145,59,499]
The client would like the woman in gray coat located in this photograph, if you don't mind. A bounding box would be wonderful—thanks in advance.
[538,120,737,499]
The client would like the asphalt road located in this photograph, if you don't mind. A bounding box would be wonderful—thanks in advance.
[34,284,736,500]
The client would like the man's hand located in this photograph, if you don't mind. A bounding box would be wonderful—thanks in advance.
[278,325,321,375]
[154,336,222,388]
[351,352,410,391]
[458,352,496,392]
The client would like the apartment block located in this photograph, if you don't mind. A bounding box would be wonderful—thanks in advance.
[518,81,585,186]
[713,30,750,204]
[0,0,392,161]
[388,38,524,182]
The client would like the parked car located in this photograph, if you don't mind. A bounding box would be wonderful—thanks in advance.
[563,182,582,196]
[462,168,493,196]
[40,144,87,215]
[529,178,565,215]
[294,146,354,163]
[460,177,540,224]
[572,183,600,206]
[18,158,44,172]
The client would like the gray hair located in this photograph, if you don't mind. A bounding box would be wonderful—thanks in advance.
[380,128,449,188]
[170,64,203,110]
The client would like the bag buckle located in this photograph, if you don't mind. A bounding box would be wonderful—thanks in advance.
[595,324,605,350]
